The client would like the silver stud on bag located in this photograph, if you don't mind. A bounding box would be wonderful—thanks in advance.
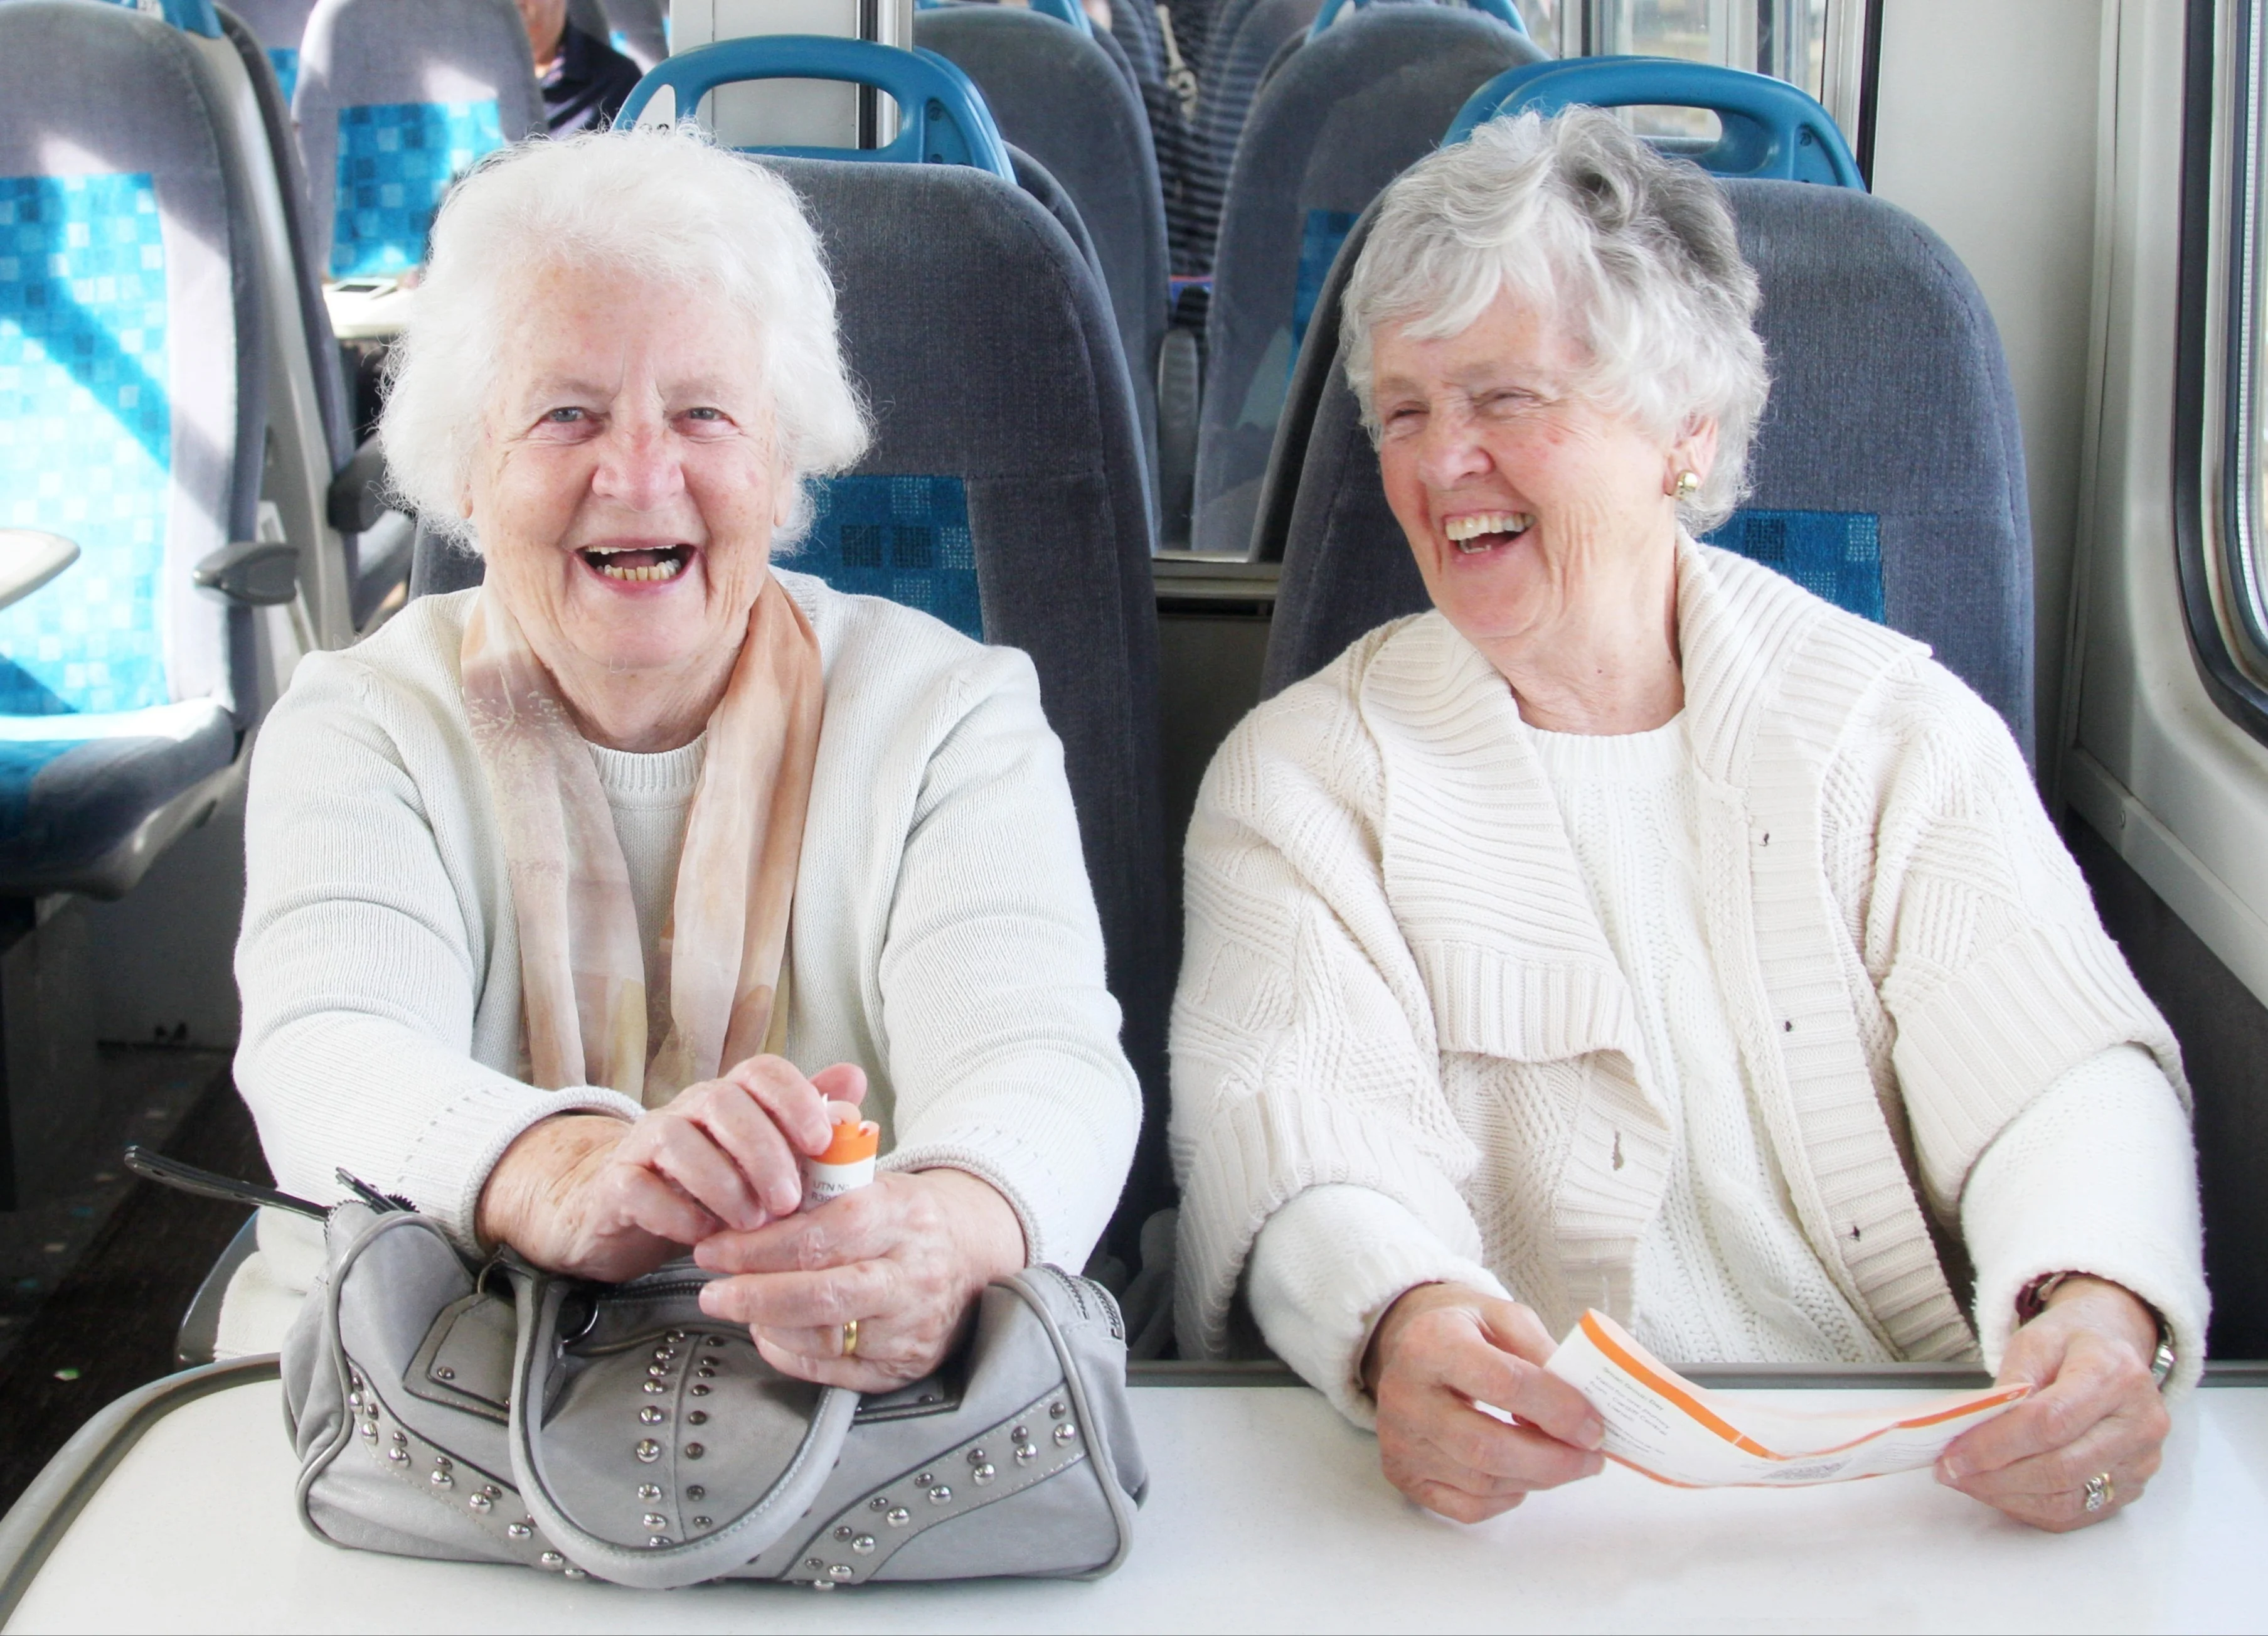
[1049,1401,1067,1418]
[562,1568,587,1580]
[929,1485,952,1504]
[689,1384,710,1397]
[468,1494,491,1513]
[348,1392,363,1411]
[972,1463,996,1485]
[647,1536,671,1549]
[685,1485,705,1500]
[804,1558,825,1572]
[643,1514,668,1530]
[635,1439,661,1463]
[1012,1425,1028,1441]
[667,1330,687,1342]
[639,1406,663,1425]
[540,1552,564,1569]
[506,1522,532,1540]
[359,1421,377,1440]
[917,1472,935,1485]
[828,1564,853,1581]
[642,1381,666,1395]
[647,1364,669,1379]
[886,1507,910,1527]
[968,1448,988,1465]
[1014,1444,1036,1465]
[692,1516,712,1530]
[834,1526,854,1541]
[868,1497,890,1512]
[385,1447,407,1464]
[434,1366,455,1381]
[637,1483,662,1502]
[851,1535,876,1555]
[683,1443,705,1460]
[688,1411,707,1426]
[430,1470,454,1489]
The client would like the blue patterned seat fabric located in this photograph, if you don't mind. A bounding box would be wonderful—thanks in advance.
[328,100,506,277]
[0,1,256,891]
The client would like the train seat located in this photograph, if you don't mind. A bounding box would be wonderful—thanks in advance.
[291,0,545,281]
[210,3,415,629]
[0,0,311,887]
[1261,174,2037,759]
[918,3,1172,526]
[1191,2,1539,555]
[224,0,318,102]
[1182,0,1323,273]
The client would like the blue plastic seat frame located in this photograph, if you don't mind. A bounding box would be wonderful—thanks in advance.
[1447,56,1863,188]
[1309,0,1525,41]
[617,35,1015,181]
[915,0,1092,37]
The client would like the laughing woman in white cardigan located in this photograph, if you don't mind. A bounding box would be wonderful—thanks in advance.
[228,129,1138,1386]
[1171,109,2206,1534]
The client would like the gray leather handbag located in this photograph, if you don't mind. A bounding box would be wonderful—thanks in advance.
[275,1197,1146,1589]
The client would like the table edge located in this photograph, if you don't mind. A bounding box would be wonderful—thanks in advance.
[0,1354,282,1628]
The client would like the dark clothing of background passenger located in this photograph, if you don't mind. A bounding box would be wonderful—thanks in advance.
[541,25,639,134]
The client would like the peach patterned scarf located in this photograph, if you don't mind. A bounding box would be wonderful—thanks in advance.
[461,572,823,1107]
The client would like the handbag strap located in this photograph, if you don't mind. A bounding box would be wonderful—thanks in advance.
[505,1270,860,1590]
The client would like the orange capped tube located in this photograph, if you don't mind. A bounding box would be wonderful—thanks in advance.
[802,1099,880,1209]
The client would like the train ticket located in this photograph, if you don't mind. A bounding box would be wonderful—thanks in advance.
[1544,1310,2030,1489]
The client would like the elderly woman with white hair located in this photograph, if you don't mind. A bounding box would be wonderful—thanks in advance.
[1171,109,2206,1532]
[228,127,1139,1388]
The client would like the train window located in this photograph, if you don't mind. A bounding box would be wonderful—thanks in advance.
[1535,0,1870,139]
[2216,0,2268,721]
[2182,0,2268,739]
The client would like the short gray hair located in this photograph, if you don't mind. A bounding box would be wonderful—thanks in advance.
[381,125,871,548]
[1343,107,1768,531]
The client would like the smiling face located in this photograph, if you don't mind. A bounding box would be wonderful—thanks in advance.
[1371,288,1713,662]
[465,260,792,735]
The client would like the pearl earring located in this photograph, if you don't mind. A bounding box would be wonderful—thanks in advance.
[1673,469,1700,500]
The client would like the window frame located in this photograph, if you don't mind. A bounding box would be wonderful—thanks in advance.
[2184,0,2268,746]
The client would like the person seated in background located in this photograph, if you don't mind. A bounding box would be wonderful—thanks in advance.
[516,0,641,132]
[1169,108,2207,1533]
[228,127,1140,1389]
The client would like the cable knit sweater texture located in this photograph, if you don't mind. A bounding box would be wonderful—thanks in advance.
[1172,543,2207,1417]
[233,570,1141,1285]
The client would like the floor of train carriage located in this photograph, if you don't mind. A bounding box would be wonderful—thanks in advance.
[0,1047,265,1514]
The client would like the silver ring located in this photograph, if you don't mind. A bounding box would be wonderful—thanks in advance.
[2082,1472,2114,1514]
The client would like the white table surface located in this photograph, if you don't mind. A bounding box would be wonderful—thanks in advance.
[10,1379,2268,1635]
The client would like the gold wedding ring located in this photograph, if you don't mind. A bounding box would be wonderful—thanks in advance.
[2083,1472,2114,1513]
[841,1317,860,1359]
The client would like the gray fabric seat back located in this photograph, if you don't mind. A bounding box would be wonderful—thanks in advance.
[918,5,1171,516]
[292,0,545,279]
[410,157,1173,1254]
[1191,4,1538,555]
[0,0,260,721]
[227,0,319,99]
[1264,178,2037,758]
[1182,0,1322,270]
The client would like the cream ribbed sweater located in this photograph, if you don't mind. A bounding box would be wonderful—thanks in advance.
[233,571,1140,1296]
[1174,543,2207,1416]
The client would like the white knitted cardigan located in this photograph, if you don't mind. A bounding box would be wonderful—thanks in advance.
[234,571,1140,1273]
[1171,542,2187,1367]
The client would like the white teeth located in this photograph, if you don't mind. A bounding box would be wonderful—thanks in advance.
[1443,511,1535,543]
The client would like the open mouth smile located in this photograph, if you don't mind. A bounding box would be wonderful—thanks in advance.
[1442,511,1536,555]
[578,543,693,583]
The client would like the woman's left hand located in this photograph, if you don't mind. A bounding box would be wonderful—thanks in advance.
[1936,1275,2170,1531]
[692,1167,1026,1390]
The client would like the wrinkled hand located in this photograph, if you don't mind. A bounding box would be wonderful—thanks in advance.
[475,1057,867,1282]
[1363,1282,1605,1522]
[1937,1275,2170,1532]
[693,1167,1026,1391]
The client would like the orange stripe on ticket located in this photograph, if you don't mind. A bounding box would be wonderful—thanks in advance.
[1578,1311,1777,1459]
[1576,1310,2029,1465]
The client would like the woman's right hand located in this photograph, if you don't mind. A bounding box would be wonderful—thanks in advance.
[1363,1281,1607,1522]
[474,1057,866,1282]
